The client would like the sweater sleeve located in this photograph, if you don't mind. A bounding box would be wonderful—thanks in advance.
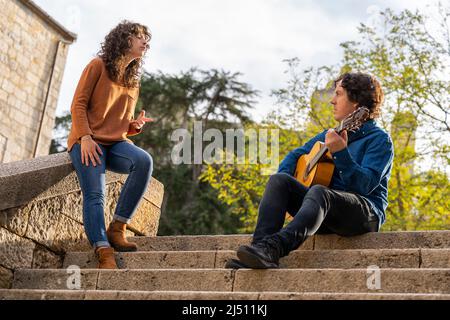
[126,87,143,137]
[70,59,102,140]
[127,123,142,137]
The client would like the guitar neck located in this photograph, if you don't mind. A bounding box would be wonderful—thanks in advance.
[306,122,343,175]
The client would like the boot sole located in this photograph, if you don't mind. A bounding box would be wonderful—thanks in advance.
[224,259,249,269]
[236,245,279,269]
[111,245,138,252]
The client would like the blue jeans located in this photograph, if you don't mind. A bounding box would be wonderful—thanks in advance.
[69,141,153,249]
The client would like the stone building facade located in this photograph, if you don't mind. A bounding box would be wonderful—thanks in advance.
[0,0,76,163]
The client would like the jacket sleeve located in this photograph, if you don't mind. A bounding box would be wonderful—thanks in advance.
[277,131,326,176]
[331,133,394,195]
[70,59,102,140]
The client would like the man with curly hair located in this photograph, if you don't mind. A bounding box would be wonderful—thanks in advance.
[67,21,154,269]
[227,72,395,269]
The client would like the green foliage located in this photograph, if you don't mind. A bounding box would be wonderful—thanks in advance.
[203,4,450,232]
[339,5,450,230]
[49,112,71,154]
[132,68,259,235]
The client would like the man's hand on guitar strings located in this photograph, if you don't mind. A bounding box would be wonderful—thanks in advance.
[325,129,348,154]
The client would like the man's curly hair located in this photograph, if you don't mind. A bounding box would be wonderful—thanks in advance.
[334,72,384,119]
[98,20,151,88]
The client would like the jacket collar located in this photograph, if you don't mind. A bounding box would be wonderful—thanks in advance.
[348,119,377,143]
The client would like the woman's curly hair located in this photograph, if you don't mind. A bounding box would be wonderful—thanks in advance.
[334,72,384,119]
[98,20,151,88]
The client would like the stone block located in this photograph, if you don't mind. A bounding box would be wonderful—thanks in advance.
[0,226,35,269]
[24,199,62,248]
[0,265,13,289]
[32,245,63,269]
[233,269,450,294]
[52,215,86,253]
[314,231,450,250]
[64,251,217,269]
[421,249,450,268]
[97,270,233,291]
[13,269,98,290]
[0,205,30,236]
[279,249,420,269]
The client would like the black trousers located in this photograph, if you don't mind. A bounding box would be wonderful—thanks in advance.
[253,173,379,255]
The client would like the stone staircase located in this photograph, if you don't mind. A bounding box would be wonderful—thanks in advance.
[1,231,450,300]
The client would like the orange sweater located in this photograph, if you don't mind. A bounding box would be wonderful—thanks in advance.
[67,57,142,152]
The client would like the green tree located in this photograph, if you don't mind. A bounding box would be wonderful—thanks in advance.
[339,5,450,230]
[49,112,71,154]
[133,68,259,235]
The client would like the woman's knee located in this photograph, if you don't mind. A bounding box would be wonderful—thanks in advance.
[83,190,105,205]
[136,151,153,173]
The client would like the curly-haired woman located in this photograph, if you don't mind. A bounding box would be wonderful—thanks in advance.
[227,72,395,269]
[67,21,154,269]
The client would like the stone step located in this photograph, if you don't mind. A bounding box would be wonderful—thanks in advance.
[63,249,450,270]
[12,268,450,294]
[1,289,450,300]
[75,231,449,252]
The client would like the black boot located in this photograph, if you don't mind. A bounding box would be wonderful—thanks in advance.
[224,258,249,269]
[237,230,306,269]
[236,235,283,269]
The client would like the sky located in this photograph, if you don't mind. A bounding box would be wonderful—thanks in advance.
[33,0,435,122]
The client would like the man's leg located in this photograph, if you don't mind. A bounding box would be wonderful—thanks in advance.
[252,173,310,243]
[237,184,378,268]
[226,173,309,269]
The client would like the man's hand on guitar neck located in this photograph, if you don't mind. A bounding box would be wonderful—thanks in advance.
[325,129,348,154]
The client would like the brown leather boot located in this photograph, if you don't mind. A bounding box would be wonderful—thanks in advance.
[106,220,138,252]
[95,247,118,269]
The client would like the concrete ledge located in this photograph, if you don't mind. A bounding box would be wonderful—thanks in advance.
[13,269,235,292]
[0,152,73,211]
[138,231,450,251]
[67,231,450,253]
[2,289,450,300]
[0,152,164,211]
[0,152,165,289]
[63,249,450,270]
[64,251,218,269]
[70,235,314,252]
[314,230,450,249]
[12,268,450,294]
[233,268,450,294]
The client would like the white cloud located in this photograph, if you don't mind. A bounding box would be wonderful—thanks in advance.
[33,0,440,122]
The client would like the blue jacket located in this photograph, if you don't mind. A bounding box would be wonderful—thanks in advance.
[277,119,394,228]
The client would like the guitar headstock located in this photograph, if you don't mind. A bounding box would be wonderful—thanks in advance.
[340,107,370,133]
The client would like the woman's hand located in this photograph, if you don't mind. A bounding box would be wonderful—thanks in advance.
[80,135,103,167]
[130,110,154,130]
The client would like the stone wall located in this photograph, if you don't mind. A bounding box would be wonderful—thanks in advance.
[0,0,76,163]
[0,152,164,288]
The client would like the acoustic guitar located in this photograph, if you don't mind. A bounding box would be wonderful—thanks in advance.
[293,107,370,188]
